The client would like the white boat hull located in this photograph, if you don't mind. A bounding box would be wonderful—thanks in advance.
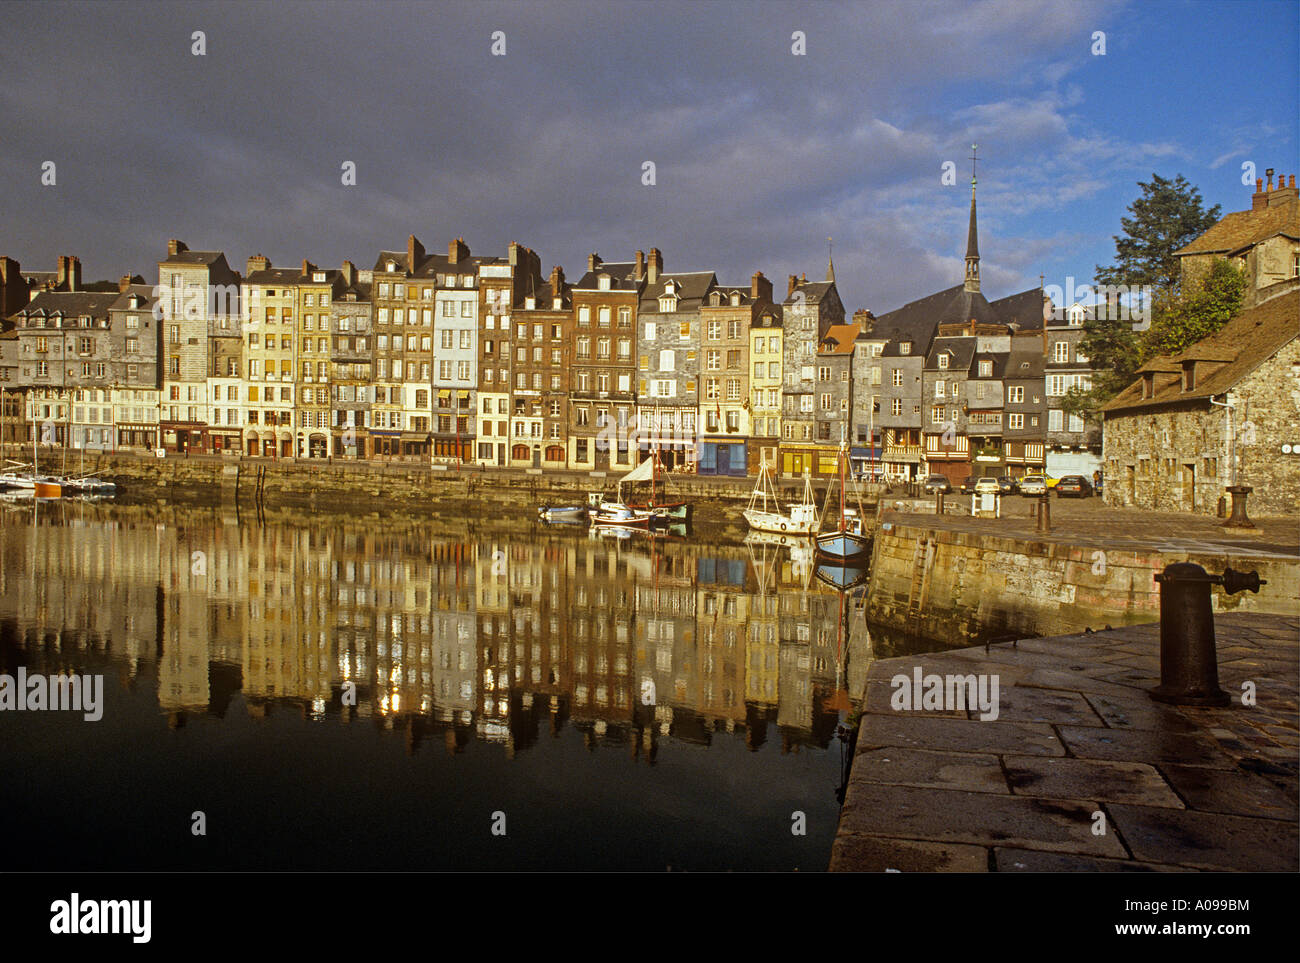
[743,508,818,535]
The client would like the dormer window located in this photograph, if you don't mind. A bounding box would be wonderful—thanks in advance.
[899,342,911,355]
[937,353,949,369]
[386,261,397,273]
[525,297,536,310]
[1182,362,1195,391]
[730,293,741,306]
[598,275,611,292]
[978,360,992,377]
[1141,372,1155,399]
[313,272,326,282]
[658,294,678,312]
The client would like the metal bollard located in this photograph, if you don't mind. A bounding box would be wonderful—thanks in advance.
[1223,485,1255,529]
[936,491,944,515]
[1035,492,1051,533]
[1150,563,1265,706]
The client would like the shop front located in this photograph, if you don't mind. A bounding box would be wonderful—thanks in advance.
[697,439,747,477]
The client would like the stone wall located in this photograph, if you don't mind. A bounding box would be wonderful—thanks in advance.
[1103,337,1300,518]
[866,520,1299,644]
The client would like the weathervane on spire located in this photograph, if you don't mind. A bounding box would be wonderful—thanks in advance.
[970,143,978,188]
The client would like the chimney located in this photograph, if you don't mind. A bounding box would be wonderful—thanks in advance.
[1252,178,1266,211]
[118,274,133,293]
[787,274,799,297]
[800,272,807,283]
[647,248,662,284]
[57,255,80,292]
[302,259,316,278]
[246,254,270,275]
[167,239,187,257]
[751,271,772,303]
[634,250,645,281]
[341,260,356,287]
[550,265,565,294]
[447,237,469,265]
[1266,168,1274,190]
[588,253,602,273]
[1270,172,1299,207]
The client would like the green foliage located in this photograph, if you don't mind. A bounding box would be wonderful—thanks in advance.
[1094,173,1221,293]
[1139,259,1246,359]
[1081,174,1222,405]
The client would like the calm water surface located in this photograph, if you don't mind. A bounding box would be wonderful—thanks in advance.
[0,498,948,871]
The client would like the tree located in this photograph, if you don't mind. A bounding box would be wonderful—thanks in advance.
[1094,173,1221,293]
[1140,258,1245,359]
[1078,174,1222,406]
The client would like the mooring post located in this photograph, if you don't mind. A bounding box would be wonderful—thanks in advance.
[1150,563,1264,706]
[1223,485,1255,528]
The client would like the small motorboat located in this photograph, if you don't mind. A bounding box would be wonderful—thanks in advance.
[538,504,587,523]
[586,492,664,528]
[63,475,117,496]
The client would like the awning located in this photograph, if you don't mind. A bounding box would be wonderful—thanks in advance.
[437,389,451,400]
[850,447,883,460]
[457,390,470,400]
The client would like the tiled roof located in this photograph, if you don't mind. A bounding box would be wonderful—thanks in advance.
[819,323,859,355]
[1104,289,1300,413]
[1176,195,1299,257]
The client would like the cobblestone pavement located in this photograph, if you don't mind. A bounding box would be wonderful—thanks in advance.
[881,496,1299,558]
[830,613,1299,872]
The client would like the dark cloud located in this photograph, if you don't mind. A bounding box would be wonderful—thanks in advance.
[0,0,1230,315]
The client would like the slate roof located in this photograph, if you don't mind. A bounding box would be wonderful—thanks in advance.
[245,268,303,285]
[988,287,1047,330]
[639,271,716,312]
[1175,195,1299,258]
[1005,340,1045,380]
[109,284,158,312]
[8,290,118,323]
[783,279,835,306]
[926,337,976,372]
[161,250,226,266]
[573,261,643,291]
[1104,289,1300,413]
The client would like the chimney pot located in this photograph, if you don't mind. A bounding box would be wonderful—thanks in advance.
[167,239,187,257]
[118,275,132,294]
[1291,174,1296,189]
[1265,168,1274,189]
[588,253,601,272]
[635,250,645,281]
[788,274,799,297]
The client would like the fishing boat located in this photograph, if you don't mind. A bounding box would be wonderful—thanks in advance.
[624,449,691,522]
[814,561,870,591]
[63,475,116,496]
[815,435,871,563]
[743,454,818,535]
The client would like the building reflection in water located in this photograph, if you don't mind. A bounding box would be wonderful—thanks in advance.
[0,502,890,760]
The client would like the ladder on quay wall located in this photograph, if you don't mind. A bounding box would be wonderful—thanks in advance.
[905,538,934,623]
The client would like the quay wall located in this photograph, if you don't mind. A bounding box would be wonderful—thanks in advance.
[866,519,1300,642]
[51,451,770,511]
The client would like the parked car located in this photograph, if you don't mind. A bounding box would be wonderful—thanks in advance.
[1055,475,1094,498]
[1019,474,1048,496]
[959,476,977,494]
[996,476,1018,495]
[923,474,952,494]
[973,477,1002,495]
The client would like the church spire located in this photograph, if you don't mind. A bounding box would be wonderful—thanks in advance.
[826,236,835,283]
[964,143,980,294]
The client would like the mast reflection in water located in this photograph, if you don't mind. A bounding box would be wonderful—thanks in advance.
[0,501,937,871]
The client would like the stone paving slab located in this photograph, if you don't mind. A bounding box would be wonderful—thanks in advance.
[853,747,1009,794]
[832,613,1300,872]
[831,835,990,872]
[1003,755,1184,808]
[1108,804,1300,872]
[993,848,1194,872]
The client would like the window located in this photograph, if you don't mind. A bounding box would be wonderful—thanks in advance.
[598,306,610,326]
[1048,409,1063,431]
[769,362,779,378]
[1068,413,1084,432]
[618,307,631,327]
[617,339,631,360]
[978,360,992,377]
[679,322,690,339]
[597,338,610,359]
[931,405,944,423]
[1008,386,1024,403]
[707,321,721,341]
[934,380,946,398]
[1008,413,1024,429]
[891,398,903,416]
[706,350,720,371]
[754,362,764,379]
[577,337,591,359]
[578,306,590,327]
[659,349,675,372]
[819,393,832,411]
[937,353,949,369]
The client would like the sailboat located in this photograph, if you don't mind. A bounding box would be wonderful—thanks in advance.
[625,448,691,522]
[814,435,870,563]
[743,454,818,535]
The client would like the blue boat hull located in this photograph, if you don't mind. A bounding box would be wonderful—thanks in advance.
[815,531,871,561]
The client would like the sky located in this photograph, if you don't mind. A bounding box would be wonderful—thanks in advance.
[1,0,1296,316]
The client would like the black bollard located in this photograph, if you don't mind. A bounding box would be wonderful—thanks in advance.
[1150,563,1265,706]
[1223,485,1255,529]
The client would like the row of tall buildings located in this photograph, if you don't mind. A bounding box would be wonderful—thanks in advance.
[4,173,1296,486]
